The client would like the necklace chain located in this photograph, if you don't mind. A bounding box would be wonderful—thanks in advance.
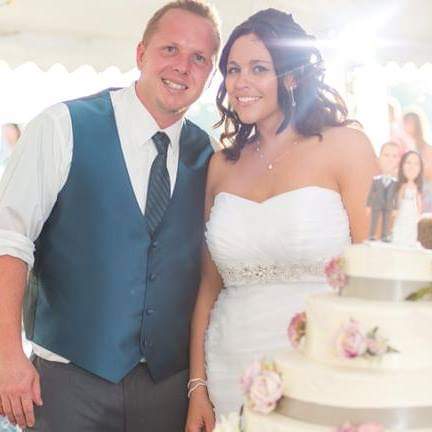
[255,140,298,171]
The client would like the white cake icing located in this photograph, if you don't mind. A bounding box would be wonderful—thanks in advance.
[344,242,432,281]
[275,350,432,408]
[304,292,432,370]
[244,407,432,432]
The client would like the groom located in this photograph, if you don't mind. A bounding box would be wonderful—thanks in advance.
[0,1,220,431]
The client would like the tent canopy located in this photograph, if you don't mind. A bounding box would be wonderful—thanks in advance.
[0,0,430,70]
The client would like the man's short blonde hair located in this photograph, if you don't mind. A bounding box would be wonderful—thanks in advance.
[142,1,221,53]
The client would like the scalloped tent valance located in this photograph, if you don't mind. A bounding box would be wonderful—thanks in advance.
[0,0,431,70]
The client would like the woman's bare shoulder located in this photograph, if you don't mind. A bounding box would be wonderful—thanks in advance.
[322,125,372,150]
[320,126,379,180]
[207,149,234,192]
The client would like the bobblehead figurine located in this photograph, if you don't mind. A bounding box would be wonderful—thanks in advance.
[392,150,423,247]
[367,142,400,241]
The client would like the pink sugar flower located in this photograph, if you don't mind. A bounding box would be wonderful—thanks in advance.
[336,319,367,358]
[336,423,357,432]
[288,312,307,348]
[240,360,261,394]
[336,422,385,432]
[325,257,347,290]
[248,370,283,414]
[357,423,385,432]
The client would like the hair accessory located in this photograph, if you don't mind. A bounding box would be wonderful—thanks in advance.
[290,87,296,108]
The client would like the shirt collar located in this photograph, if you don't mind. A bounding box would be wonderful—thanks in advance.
[118,83,184,152]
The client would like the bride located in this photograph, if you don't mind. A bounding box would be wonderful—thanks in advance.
[185,9,378,432]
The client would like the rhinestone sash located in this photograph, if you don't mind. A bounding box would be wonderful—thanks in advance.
[218,261,326,287]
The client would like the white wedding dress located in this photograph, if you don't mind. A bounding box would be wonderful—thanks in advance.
[205,186,351,418]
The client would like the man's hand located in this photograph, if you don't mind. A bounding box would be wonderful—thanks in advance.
[0,353,42,429]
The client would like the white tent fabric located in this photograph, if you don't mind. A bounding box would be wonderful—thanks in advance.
[0,0,430,70]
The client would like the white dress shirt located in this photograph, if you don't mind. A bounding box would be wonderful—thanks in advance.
[0,84,184,363]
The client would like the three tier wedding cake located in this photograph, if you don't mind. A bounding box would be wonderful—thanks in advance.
[218,242,432,432]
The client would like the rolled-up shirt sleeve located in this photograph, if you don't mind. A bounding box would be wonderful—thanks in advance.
[0,103,72,268]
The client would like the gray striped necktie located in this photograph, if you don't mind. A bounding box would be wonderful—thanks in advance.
[145,131,171,234]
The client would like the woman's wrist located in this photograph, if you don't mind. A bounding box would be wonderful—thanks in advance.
[188,384,210,400]
[188,377,207,388]
[187,377,209,398]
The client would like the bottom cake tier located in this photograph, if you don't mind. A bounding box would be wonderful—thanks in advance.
[243,408,432,432]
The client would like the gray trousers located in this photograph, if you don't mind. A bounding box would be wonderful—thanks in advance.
[25,356,188,432]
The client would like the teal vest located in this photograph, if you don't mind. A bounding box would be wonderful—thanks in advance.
[24,89,213,383]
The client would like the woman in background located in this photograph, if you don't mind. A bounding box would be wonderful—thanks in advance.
[403,112,432,212]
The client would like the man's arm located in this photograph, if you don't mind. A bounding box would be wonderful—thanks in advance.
[0,104,72,428]
[0,255,42,429]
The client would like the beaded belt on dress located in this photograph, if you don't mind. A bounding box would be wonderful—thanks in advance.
[218,261,326,287]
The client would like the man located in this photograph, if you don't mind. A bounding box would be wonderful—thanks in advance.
[367,141,400,241]
[1,123,20,156]
[0,1,220,431]
[0,123,20,178]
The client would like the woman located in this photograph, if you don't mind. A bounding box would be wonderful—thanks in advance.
[186,9,378,432]
[403,112,432,212]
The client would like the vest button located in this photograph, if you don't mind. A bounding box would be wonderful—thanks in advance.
[146,338,153,348]
[151,241,158,248]
[149,273,157,281]
[146,308,155,315]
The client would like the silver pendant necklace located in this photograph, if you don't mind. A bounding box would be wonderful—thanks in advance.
[255,140,298,171]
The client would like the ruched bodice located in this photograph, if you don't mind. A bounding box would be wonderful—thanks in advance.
[205,187,351,418]
[206,187,351,287]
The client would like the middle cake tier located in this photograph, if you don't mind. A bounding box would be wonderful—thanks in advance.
[276,350,432,408]
[302,292,432,370]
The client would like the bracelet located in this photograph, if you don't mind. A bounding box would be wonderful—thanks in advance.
[187,378,207,389]
[187,382,207,398]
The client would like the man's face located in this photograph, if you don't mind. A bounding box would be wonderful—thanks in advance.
[379,144,400,176]
[136,9,217,126]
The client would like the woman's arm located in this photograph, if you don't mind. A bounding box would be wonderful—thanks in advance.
[334,128,380,243]
[186,152,225,432]
[188,247,223,386]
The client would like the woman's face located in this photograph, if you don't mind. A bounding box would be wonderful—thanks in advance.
[224,33,282,127]
[403,153,421,181]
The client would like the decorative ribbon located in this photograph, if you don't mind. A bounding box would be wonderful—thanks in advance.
[340,277,432,301]
[276,397,432,430]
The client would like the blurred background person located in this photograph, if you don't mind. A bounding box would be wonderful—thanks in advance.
[1,123,20,159]
[387,98,412,153]
[0,123,21,178]
[403,112,432,212]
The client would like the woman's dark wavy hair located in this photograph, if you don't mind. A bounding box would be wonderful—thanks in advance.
[215,9,356,161]
[397,150,424,193]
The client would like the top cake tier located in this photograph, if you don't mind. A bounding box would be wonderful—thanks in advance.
[344,242,432,282]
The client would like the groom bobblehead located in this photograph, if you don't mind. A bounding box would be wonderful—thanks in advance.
[0,1,220,431]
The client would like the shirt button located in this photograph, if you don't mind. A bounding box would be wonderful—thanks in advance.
[146,308,155,315]
[146,338,153,348]
[149,273,157,281]
[151,241,158,248]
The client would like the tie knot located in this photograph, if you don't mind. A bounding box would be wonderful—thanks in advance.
[152,131,170,155]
